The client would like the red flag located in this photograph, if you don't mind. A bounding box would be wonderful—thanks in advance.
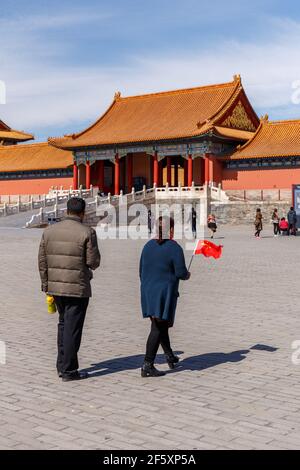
[194,240,223,259]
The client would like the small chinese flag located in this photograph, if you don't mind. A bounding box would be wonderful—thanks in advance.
[194,240,223,259]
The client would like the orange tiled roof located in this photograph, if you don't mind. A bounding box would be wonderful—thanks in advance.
[0,129,34,143]
[49,75,258,149]
[0,142,73,172]
[229,118,300,159]
[213,126,254,141]
[0,119,33,143]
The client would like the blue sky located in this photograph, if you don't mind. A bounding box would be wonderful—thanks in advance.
[1,0,300,141]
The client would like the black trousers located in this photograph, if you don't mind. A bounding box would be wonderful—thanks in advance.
[273,223,280,235]
[53,296,89,377]
[145,317,173,363]
[288,223,296,235]
[192,222,196,238]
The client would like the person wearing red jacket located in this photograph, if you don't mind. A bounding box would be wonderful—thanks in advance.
[279,217,288,235]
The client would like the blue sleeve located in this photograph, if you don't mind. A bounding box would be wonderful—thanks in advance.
[139,249,144,280]
[172,244,189,280]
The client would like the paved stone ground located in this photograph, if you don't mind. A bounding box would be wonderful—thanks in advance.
[1,224,300,450]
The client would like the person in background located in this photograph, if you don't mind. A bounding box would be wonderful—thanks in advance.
[97,188,105,198]
[279,217,289,235]
[139,216,190,377]
[254,208,263,238]
[287,206,297,236]
[271,208,280,237]
[207,214,217,239]
[148,209,152,235]
[38,197,101,382]
[191,207,197,239]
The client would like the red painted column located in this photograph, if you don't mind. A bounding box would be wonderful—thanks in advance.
[174,162,178,187]
[184,159,188,186]
[153,151,159,186]
[73,162,78,190]
[167,157,171,185]
[204,154,210,184]
[188,154,193,187]
[98,160,104,191]
[85,160,91,189]
[127,154,133,192]
[158,160,163,186]
[114,153,120,195]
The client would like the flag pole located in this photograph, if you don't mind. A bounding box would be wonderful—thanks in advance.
[188,241,198,271]
[187,254,194,271]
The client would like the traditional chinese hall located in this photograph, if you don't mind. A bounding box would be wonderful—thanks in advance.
[1,75,300,196]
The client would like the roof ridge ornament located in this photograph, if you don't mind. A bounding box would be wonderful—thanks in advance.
[114,91,121,100]
[261,114,269,122]
[233,74,241,83]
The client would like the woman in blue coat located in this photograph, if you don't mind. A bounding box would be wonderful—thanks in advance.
[139,216,190,377]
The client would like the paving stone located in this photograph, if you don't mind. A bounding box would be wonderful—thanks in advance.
[0,225,300,449]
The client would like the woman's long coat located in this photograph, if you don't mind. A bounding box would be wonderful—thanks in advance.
[139,239,189,324]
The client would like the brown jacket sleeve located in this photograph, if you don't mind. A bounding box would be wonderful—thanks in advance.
[38,233,48,292]
[86,228,101,270]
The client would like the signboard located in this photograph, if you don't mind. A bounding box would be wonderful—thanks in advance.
[292,184,300,228]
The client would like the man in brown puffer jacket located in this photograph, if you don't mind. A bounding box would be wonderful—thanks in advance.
[38,197,100,382]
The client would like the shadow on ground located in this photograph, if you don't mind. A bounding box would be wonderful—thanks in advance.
[81,345,278,378]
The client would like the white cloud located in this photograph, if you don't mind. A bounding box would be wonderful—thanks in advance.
[1,14,300,138]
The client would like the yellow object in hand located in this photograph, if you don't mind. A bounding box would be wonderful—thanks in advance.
[46,295,57,314]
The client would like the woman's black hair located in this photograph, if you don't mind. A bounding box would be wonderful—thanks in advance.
[157,216,174,245]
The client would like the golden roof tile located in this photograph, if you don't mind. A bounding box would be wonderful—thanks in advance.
[229,118,300,159]
[0,119,33,143]
[49,75,258,149]
[0,142,73,172]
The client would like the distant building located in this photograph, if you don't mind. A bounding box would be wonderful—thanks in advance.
[1,75,300,196]
[49,75,258,194]
[0,142,73,195]
[0,119,33,146]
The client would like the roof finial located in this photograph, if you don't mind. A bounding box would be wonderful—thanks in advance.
[261,114,269,122]
[114,91,121,100]
[233,74,241,83]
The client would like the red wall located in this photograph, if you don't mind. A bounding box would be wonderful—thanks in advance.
[222,167,300,190]
[0,177,73,195]
[211,158,223,185]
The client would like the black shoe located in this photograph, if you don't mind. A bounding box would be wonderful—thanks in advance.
[62,371,88,382]
[165,354,179,369]
[141,361,165,377]
[57,371,63,378]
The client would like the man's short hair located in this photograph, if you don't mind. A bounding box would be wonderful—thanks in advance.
[67,197,86,215]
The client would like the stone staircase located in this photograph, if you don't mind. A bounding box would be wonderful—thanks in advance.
[24,183,228,228]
